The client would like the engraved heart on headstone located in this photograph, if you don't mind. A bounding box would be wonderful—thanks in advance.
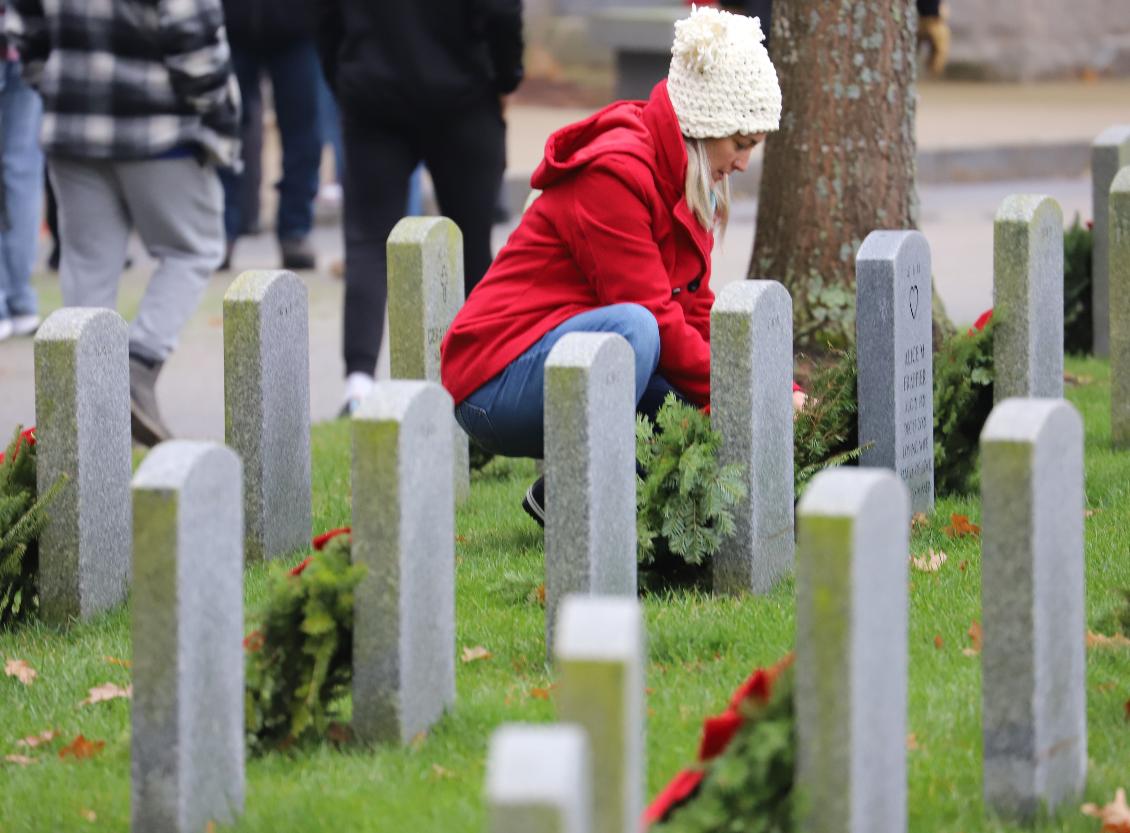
[909,285,920,320]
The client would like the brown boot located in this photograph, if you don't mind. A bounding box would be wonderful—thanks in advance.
[129,355,173,447]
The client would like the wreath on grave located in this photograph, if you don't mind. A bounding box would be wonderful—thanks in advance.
[244,528,364,754]
[646,653,797,832]
[0,426,64,629]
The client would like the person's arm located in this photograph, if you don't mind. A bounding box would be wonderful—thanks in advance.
[7,0,49,88]
[156,0,238,130]
[566,157,713,406]
[314,0,344,95]
[473,0,523,94]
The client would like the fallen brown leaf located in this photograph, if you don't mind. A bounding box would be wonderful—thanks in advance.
[529,685,555,701]
[80,808,97,822]
[943,513,981,539]
[910,512,930,531]
[103,656,132,669]
[1125,699,1130,723]
[1081,787,1130,832]
[4,658,37,685]
[906,732,920,751]
[431,764,455,779]
[455,535,467,544]
[958,560,968,572]
[934,634,944,650]
[80,682,132,706]
[1064,371,1094,387]
[460,645,492,664]
[1096,681,1117,693]
[16,729,58,749]
[4,754,37,766]
[58,735,105,760]
[910,548,948,573]
[1085,508,1102,519]
[963,621,982,656]
[1088,631,1130,650]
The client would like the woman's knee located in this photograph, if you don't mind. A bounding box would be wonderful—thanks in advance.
[608,303,660,370]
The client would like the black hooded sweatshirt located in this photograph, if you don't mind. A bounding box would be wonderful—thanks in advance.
[316,0,523,125]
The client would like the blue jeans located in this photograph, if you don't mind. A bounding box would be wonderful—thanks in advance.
[220,39,321,242]
[0,61,43,318]
[455,303,684,458]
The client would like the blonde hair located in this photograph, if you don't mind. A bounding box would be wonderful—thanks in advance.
[684,137,730,234]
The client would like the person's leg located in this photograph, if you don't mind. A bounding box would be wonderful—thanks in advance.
[266,38,321,264]
[219,47,262,247]
[48,156,131,310]
[422,96,505,296]
[117,157,224,363]
[339,116,417,406]
[316,70,345,183]
[0,61,43,330]
[455,303,661,458]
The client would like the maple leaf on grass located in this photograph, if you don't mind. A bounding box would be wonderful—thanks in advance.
[963,621,982,656]
[460,645,492,664]
[80,682,132,706]
[910,512,930,532]
[59,735,105,760]
[943,513,981,539]
[1082,788,1130,832]
[4,658,37,685]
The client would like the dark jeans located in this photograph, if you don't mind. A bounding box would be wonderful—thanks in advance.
[220,39,321,242]
[454,303,687,459]
[341,99,506,376]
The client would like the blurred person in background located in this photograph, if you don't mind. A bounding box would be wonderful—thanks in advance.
[220,0,321,270]
[317,0,523,415]
[0,1,42,342]
[7,0,239,446]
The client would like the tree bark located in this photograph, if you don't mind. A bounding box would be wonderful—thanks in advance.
[752,1,919,349]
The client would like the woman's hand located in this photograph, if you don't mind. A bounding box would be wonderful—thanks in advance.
[792,390,808,418]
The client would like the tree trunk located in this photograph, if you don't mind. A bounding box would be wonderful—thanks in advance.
[752,1,919,349]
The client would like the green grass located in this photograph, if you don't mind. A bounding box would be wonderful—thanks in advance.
[3,356,1130,832]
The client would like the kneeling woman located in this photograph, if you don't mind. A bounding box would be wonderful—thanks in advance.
[440,6,799,523]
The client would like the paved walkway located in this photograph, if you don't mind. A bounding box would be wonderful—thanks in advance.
[0,78,1119,441]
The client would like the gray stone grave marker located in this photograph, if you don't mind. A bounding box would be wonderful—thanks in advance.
[710,279,794,594]
[486,724,592,833]
[554,595,644,833]
[351,380,455,744]
[223,270,311,562]
[387,216,469,504]
[796,468,909,833]
[544,333,636,655]
[993,195,1064,401]
[33,307,131,624]
[131,441,244,833]
[980,398,1086,820]
[856,230,935,514]
[1110,166,1130,448]
[1091,125,1130,357]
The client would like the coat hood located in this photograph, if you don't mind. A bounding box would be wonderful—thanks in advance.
[531,80,688,201]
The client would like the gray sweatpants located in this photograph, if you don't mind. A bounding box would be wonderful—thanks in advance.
[48,154,224,363]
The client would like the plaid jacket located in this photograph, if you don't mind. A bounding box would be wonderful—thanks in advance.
[6,0,240,165]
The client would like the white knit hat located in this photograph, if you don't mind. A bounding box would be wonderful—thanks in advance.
[667,6,782,139]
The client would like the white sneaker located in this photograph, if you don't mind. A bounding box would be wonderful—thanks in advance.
[11,314,40,336]
[339,372,375,417]
[0,319,12,341]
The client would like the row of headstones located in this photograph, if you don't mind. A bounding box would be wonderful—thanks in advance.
[489,392,1087,832]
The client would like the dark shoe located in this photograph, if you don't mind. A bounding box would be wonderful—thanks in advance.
[129,355,173,447]
[522,476,545,527]
[280,237,316,271]
[47,245,60,272]
[218,239,236,272]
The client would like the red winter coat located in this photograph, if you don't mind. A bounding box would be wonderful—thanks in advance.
[441,80,717,407]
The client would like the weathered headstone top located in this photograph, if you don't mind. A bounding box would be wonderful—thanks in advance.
[710,279,794,594]
[1091,125,1130,357]
[856,230,934,513]
[34,307,132,624]
[351,380,456,745]
[1109,166,1130,448]
[223,269,311,562]
[544,332,637,654]
[131,441,244,833]
[980,398,1086,820]
[993,194,1064,401]
[486,724,592,833]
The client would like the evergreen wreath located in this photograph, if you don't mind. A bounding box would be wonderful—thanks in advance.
[0,426,64,628]
[636,395,746,567]
[244,530,365,753]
